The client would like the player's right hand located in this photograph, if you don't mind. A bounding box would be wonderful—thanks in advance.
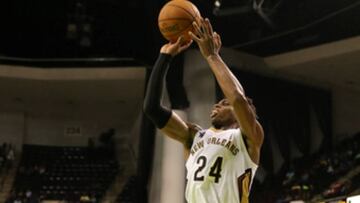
[189,18,222,59]
[160,36,193,57]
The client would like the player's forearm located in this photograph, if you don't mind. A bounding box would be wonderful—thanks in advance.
[206,54,246,102]
[143,53,173,128]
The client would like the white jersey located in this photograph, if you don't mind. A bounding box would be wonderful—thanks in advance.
[185,128,258,203]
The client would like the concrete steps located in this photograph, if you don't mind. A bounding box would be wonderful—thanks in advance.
[102,174,131,203]
[0,157,21,202]
[101,136,137,203]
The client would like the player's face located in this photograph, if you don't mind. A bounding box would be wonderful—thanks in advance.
[210,99,237,129]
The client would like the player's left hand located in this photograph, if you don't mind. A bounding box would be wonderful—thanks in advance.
[160,36,193,57]
[189,18,222,59]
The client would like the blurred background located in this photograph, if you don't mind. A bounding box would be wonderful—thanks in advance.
[0,0,359,202]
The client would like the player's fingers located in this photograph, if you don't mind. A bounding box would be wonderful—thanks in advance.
[192,21,203,37]
[200,18,209,37]
[180,40,193,51]
[186,39,193,47]
[205,18,213,36]
[214,32,221,45]
[202,18,211,38]
[201,19,211,38]
[189,31,201,42]
[175,36,184,46]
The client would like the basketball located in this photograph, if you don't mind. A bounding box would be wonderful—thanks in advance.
[158,0,202,43]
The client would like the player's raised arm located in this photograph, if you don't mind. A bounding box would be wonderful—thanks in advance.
[143,37,195,148]
[189,19,264,164]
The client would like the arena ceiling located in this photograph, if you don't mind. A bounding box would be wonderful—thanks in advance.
[0,0,359,63]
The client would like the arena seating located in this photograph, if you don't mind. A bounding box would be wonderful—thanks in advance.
[271,133,360,202]
[10,145,118,202]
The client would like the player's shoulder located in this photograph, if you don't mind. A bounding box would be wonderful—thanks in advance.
[186,122,203,135]
[184,122,203,149]
[226,128,243,141]
[225,127,241,135]
[195,129,208,139]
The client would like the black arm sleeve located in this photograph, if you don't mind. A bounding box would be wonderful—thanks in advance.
[143,53,173,128]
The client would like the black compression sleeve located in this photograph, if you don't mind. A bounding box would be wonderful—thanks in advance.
[143,53,173,128]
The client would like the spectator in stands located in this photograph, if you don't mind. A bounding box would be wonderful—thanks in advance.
[25,189,32,199]
[300,170,310,184]
[99,128,116,158]
[38,165,46,175]
[283,165,295,186]
[24,189,38,203]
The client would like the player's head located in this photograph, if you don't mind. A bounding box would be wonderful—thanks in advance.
[210,97,257,129]
[210,99,237,129]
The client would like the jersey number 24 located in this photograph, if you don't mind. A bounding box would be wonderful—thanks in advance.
[194,156,223,183]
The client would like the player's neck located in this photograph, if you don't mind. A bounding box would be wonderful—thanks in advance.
[209,125,237,132]
[209,127,222,132]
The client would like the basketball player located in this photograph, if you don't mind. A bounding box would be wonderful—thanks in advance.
[143,18,264,203]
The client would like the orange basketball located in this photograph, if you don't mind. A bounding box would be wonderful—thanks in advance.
[158,0,202,43]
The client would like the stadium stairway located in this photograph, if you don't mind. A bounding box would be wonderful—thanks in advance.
[102,136,137,203]
[0,154,21,202]
[102,173,130,203]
